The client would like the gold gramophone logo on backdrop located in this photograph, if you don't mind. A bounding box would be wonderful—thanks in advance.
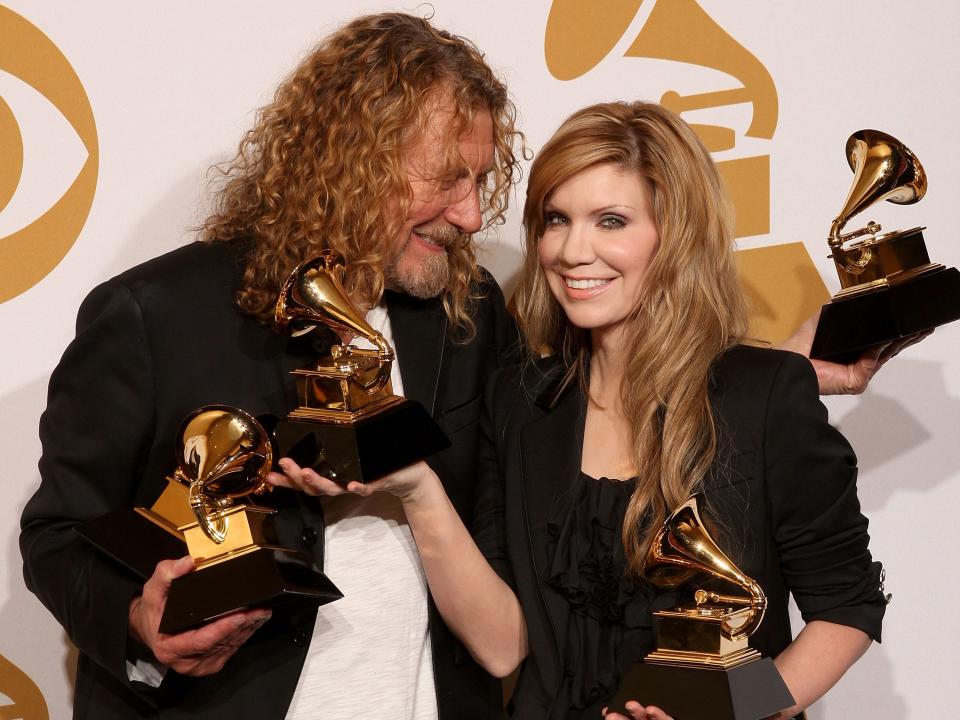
[0,6,98,304]
[0,654,48,720]
[545,0,827,344]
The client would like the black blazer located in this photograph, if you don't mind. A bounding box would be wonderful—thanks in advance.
[20,241,519,719]
[473,346,887,718]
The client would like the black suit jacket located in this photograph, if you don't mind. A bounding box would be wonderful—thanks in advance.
[473,346,887,718]
[20,241,518,719]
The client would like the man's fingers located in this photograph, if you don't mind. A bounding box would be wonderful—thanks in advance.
[156,555,195,584]
[160,609,271,659]
[878,329,932,365]
[141,555,194,608]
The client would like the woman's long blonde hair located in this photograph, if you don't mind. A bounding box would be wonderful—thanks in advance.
[515,101,749,576]
[200,13,522,337]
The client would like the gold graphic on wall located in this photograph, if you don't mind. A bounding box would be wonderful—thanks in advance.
[0,95,22,215]
[0,654,48,720]
[545,0,828,343]
[736,243,828,346]
[0,7,98,303]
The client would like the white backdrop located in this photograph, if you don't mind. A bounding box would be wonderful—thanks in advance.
[1,2,958,717]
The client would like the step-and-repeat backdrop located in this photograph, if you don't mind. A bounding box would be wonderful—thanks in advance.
[1,1,957,717]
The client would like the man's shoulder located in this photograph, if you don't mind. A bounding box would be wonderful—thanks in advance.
[75,241,249,332]
[108,240,244,293]
[469,266,507,311]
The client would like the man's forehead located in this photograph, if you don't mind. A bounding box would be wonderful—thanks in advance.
[405,103,494,173]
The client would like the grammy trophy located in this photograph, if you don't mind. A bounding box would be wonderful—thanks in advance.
[810,130,960,362]
[80,405,342,634]
[608,495,794,720]
[270,250,449,484]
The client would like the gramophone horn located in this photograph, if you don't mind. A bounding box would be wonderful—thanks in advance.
[175,405,273,544]
[829,129,927,245]
[545,0,777,149]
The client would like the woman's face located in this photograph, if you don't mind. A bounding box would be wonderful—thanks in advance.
[537,162,659,343]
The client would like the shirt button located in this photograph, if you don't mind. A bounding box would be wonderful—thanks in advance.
[292,630,308,647]
[300,527,318,546]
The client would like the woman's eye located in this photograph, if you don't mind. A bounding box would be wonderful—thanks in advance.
[544,211,566,226]
[599,214,626,228]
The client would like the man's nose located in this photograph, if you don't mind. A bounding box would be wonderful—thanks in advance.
[444,183,483,235]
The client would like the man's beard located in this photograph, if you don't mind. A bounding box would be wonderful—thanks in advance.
[385,252,450,299]
[384,225,463,299]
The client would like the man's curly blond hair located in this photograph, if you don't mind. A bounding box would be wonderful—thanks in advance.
[200,13,523,337]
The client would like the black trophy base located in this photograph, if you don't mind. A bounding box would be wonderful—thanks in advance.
[158,546,343,634]
[272,399,450,484]
[76,508,187,579]
[607,658,794,720]
[811,266,960,363]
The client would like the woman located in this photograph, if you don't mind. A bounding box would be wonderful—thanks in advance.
[272,101,887,719]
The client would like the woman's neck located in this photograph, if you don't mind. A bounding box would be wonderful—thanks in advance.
[589,325,629,406]
[582,326,637,480]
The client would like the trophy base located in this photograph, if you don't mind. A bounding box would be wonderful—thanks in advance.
[607,656,794,720]
[76,507,188,579]
[272,398,450,484]
[158,546,343,634]
[810,265,960,363]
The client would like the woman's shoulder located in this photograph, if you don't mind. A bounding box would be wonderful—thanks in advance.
[485,354,568,419]
[712,344,818,397]
[710,344,823,443]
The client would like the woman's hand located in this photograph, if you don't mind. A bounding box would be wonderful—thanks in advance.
[603,702,673,720]
[266,458,438,504]
[265,458,348,497]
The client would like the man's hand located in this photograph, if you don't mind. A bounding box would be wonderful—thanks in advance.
[776,309,931,395]
[128,556,272,677]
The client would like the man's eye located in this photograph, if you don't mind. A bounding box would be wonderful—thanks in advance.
[599,215,626,228]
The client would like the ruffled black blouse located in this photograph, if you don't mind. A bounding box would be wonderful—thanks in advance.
[544,472,659,717]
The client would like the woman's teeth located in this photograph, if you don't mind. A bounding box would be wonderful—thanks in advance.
[565,278,611,289]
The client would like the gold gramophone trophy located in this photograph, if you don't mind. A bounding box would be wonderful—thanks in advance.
[80,405,342,634]
[810,129,960,362]
[609,495,794,720]
[270,250,449,484]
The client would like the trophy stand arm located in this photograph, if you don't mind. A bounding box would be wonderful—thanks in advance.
[333,336,394,395]
[828,222,882,276]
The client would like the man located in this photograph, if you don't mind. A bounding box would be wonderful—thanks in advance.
[19,11,906,720]
[21,13,519,719]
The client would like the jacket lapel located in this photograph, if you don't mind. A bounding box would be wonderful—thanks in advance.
[519,368,586,678]
[385,290,446,415]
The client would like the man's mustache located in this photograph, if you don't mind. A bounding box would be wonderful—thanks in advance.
[412,224,467,249]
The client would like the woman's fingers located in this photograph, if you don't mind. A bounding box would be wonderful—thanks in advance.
[265,458,346,496]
